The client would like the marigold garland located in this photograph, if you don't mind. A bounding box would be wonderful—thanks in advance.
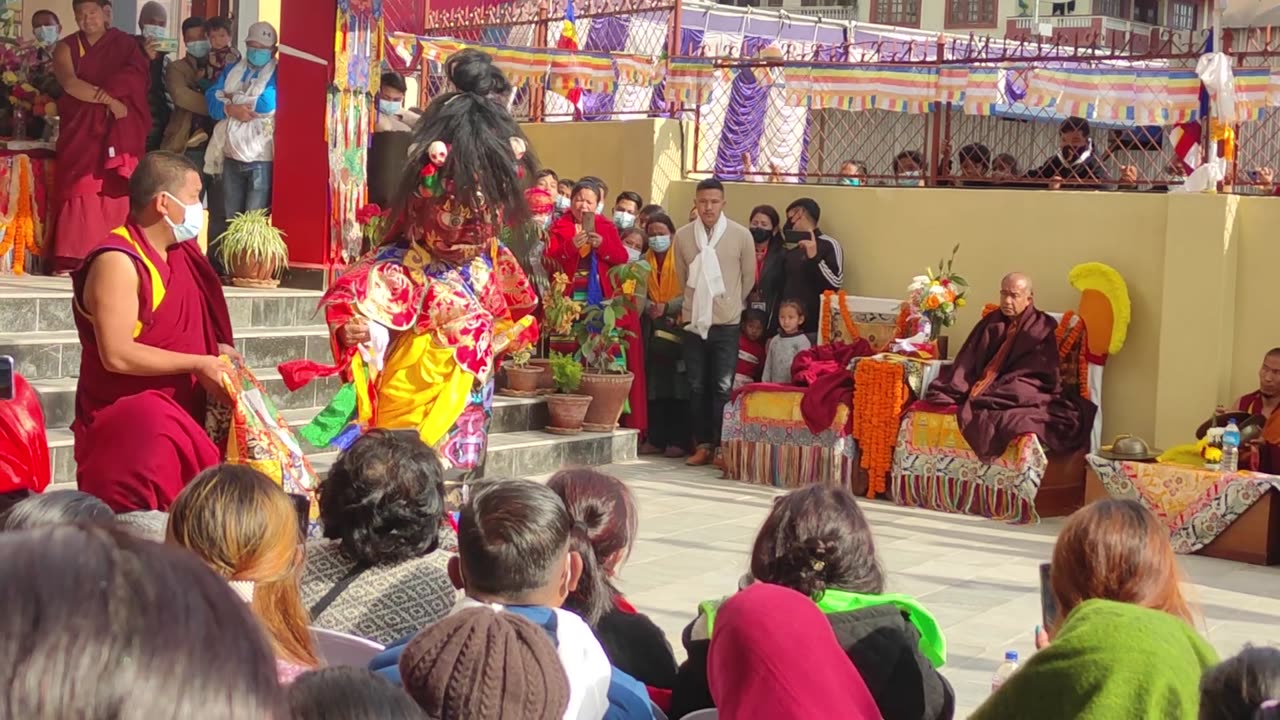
[1055,311,1090,401]
[0,156,40,275]
[851,358,910,499]
[837,290,860,343]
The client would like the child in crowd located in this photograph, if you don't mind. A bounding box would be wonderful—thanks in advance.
[205,16,240,84]
[4,490,113,531]
[762,300,812,384]
[289,668,428,720]
[1200,646,1280,720]
[733,309,767,390]
[620,226,646,264]
[399,608,570,720]
[370,479,656,720]
[556,177,575,216]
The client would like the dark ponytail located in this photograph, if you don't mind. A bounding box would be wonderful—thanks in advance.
[565,522,612,625]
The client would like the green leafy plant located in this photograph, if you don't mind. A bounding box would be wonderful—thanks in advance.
[549,352,583,393]
[573,260,649,375]
[215,209,289,278]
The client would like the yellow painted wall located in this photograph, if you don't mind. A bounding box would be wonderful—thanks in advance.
[528,119,1272,450]
[257,0,278,29]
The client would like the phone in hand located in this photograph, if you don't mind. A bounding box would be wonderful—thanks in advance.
[288,493,311,539]
[1039,562,1057,630]
[783,229,811,244]
[0,355,13,401]
[582,211,597,236]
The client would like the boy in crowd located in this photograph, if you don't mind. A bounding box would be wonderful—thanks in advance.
[370,480,654,720]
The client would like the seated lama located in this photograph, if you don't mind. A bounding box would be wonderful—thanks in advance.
[924,273,1097,462]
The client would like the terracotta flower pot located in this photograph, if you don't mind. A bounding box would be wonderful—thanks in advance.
[504,364,543,394]
[228,253,281,289]
[545,393,593,435]
[579,371,635,432]
[529,357,555,393]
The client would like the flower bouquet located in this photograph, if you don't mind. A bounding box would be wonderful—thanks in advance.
[891,245,968,358]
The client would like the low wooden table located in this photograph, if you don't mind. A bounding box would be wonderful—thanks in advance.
[1085,464,1280,566]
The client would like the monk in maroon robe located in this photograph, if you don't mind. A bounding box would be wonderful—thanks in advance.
[925,273,1096,462]
[1236,348,1280,474]
[48,0,152,274]
[72,151,234,513]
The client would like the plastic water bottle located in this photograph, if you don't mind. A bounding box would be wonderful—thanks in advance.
[991,650,1019,692]
[1221,420,1241,474]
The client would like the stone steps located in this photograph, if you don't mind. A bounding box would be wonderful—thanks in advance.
[1,275,636,486]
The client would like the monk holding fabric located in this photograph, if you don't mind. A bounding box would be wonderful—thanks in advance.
[925,273,1096,462]
[1237,348,1280,474]
[48,0,152,274]
[72,151,235,513]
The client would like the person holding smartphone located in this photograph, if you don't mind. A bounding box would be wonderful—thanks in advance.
[780,198,844,335]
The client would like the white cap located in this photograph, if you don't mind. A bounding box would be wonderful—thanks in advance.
[246,21,277,47]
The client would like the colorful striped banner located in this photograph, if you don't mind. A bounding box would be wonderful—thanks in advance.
[666,58,718,105]
[1024,67,1203,125]
[613,54,661,87]
[1234,67,1272,122]
[548,53,616,94]
[961,67,1000,117]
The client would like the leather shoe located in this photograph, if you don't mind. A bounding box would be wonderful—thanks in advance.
[686,447,713,466]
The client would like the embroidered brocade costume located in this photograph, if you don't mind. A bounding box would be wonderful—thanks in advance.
[298,197,538,472]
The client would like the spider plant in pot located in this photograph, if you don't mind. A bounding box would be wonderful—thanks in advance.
[544,352,591,435]
[573,260,647,432]
[216,209,289,289]
[502,348,543,395]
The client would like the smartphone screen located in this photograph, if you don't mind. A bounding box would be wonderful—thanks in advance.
[783,229,811,244]
[1039,562,1057,629]
[0,355,13,401]
[288,493,311,539]
[582,211,596,235]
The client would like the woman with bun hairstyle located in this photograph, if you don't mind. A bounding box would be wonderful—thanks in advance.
[547,469,678,698]
[669,485,954,720]
[281,49,540,475]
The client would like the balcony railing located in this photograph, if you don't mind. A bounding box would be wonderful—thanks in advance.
[782,5,859,22]
[1007,13,1191,50]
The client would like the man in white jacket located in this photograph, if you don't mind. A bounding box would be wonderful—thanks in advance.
[205,20,277,224]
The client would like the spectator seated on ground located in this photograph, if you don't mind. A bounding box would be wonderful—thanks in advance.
[302,430,458,646]
[720,294,898,491]
[0,524,287,719]
[549,469,679,707]
[370,479,656,720]
[706,583,882,720]
[892,264,1131,522]
[670,486,952,720]
[288,667,429,720]
[398,607,571,720]
[1199,645,1280,720]
[167,463,320,684]
[0,371,51,522]
[4,490,114,531]
[971,499,1217,720]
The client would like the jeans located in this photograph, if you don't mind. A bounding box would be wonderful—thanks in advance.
[223,157,273,221]
[682,324,740,448]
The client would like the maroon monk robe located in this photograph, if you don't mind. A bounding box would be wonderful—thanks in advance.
[925,306,1096,462]
[71,225,232,512]
[49,29,152,274]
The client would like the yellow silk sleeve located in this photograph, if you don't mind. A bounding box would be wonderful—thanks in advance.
[375,331,474,447]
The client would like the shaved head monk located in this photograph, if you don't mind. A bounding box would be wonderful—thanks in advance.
[924,272,1097,462]
[72,151,235,513]
[1237,348,1280,473]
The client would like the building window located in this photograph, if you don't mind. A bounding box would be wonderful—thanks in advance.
[871,0,921,26]
[1093,0,1128,19]
[1169,0,1198,30]
[1052,1,1077,15]
[946,0,996,27]
[1133,0,1158,24]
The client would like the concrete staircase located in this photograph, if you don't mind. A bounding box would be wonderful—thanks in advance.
[0,276,636,486]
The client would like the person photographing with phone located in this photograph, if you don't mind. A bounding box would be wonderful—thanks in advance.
[72,151,236,514]
[780,198,844,334]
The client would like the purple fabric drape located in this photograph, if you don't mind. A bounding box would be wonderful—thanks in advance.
[713,35,771,179]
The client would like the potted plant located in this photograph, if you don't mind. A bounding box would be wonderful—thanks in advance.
[573,260,648,432]
[501,348,543,396]
[216,209,290,288]
[544,352,592,435]
[538,272,582,393]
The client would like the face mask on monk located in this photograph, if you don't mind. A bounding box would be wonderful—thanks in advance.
[163,192,205,243]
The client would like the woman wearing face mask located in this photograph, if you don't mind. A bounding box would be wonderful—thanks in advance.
[746,205,787,336]
[639,213,689,458]
[546,180,648,433]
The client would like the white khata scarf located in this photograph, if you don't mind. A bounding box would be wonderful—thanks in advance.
[688,213,727,339]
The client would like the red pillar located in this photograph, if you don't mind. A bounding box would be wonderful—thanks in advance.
[272,0,336,273]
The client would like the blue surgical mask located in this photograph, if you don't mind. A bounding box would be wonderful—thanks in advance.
[554,195,570,211]
[648,235,671,253]
[34,25,59,45]
[141,24,166,40]
[896,171,921,187]
[378,98,403,116]
[186,39,211,59]
[163,192,204,243]
[840,177,862,187]
[614,211,635,229]
[626,247,642,263]
[245,47,273,68]
[596,201,605,214]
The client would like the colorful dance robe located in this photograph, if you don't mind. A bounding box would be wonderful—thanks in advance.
[281,239,537,472]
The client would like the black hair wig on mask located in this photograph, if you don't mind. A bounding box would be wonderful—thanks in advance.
[392,49,539,230]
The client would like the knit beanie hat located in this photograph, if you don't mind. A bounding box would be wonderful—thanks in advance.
[399,607,570,720]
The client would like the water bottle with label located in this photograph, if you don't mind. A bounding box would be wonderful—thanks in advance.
[1221,419,1241,474]
[991,650,1019,692]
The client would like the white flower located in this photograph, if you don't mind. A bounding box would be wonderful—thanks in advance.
[908,275,931,293]
[928,283,948,297]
